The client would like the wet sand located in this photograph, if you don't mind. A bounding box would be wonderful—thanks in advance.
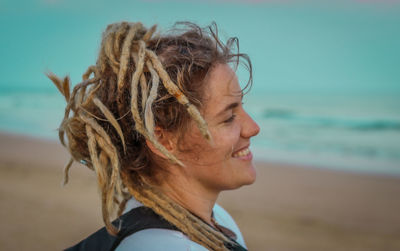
[0,132,399,250]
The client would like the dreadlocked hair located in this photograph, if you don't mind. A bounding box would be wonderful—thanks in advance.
[48,21,252,251]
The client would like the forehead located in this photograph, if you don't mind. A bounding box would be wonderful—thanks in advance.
[202,64,242,113]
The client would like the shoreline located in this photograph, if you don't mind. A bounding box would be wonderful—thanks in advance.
[1,132,400,250]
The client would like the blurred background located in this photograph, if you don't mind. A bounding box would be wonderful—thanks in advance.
[1,0,400,250]
[1,0,400,175]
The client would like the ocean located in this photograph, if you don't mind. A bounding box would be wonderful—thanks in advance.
[245,92,400,176]
[1,85,399,176]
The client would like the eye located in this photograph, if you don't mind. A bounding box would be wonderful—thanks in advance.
[223,114,236,124]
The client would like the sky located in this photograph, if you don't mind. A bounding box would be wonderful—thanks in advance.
[1,0,400,94]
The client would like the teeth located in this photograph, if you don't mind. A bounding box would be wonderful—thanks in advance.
[233,148,250,157]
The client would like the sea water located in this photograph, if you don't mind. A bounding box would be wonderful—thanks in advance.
[1,85,399,176]
[245,92,400,176]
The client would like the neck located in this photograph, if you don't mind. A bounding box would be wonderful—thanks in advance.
[159,174,219,226]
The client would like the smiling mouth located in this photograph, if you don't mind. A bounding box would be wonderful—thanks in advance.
[232,147,250,158]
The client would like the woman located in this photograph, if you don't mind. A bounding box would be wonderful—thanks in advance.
[48,21,259,251]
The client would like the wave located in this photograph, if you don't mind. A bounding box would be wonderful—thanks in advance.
[262,108,295,119]
[262,108,400,132]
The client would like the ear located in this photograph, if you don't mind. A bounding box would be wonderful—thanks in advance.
[145,126,176,159]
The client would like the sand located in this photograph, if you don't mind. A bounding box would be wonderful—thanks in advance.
[0,132,399,251]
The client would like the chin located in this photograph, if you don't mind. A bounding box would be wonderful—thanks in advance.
[242,170,257,186]
[228,165,257,190]
[242,162,257,184]
[226,179,255,191]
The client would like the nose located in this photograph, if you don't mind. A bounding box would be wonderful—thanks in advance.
[241,110,260,138]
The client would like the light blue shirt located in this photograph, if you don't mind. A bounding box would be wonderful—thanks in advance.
[116,198,247,251]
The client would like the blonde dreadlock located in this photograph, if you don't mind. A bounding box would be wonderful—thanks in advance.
[48,21,252,250]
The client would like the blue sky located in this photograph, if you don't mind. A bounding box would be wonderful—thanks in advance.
[1,0,400,94]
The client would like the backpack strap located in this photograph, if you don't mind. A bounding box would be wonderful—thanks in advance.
[65,206,248,251]
[65,206,178,251]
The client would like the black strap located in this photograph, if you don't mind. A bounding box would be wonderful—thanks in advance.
[65,207,178,251]
[65,206,247,251]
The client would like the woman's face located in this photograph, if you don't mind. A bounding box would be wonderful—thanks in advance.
[174,63,260,193]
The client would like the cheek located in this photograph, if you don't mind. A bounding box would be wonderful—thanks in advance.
[178,123,241,164]
[210,124,241,156]
[212,122,241,142]
[176,130,215,163]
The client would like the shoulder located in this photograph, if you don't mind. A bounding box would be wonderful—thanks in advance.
[117,200,246,250]
[213,203,247,248]
[115,228,207,251]
[213,203,238,228]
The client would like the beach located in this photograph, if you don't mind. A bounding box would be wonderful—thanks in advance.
[0,132,399,251]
